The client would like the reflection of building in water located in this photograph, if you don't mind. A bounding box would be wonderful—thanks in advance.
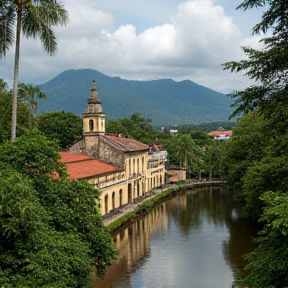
[93,203,168,288]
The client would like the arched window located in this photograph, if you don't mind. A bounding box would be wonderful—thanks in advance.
[89,119,94,132]
[112,192,115,210]
[119,189,123,206]
[104,194,108,214]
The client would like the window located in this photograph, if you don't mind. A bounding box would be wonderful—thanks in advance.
[112,192,115,210]
[89,119,94,132]
[119,189,123,206]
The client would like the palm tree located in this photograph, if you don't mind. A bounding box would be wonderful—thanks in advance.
[0,0,68,142]
[18,82,47,127]
[0,79,9,92]
[176,134,202,178]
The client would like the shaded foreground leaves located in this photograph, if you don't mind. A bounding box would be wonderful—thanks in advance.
[0,130,116,288]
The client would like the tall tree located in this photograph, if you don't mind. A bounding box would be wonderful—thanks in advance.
[222,1,288,286]
[20,83,46,127]
[223,0,288,134]
[0,81,31,143]
[0,0,68,142]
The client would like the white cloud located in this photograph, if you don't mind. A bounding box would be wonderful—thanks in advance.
[0,0,264,93]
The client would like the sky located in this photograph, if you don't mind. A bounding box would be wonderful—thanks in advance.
[0,0,265,94]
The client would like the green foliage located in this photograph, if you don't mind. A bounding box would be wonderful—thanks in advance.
[37,111,83,149]
[203,139,225,179]
[0,0,68,57]
[222,1,288,286]
[242,156,288,220]
[223,1,288,124]
[244,191,288,287]
[221,111,268,203]
[106,116,161,144]
[18,83,47,128]
[164,134,203,177]
[0,85,31,143]
[0,129,66,178]
[0,130,116,287]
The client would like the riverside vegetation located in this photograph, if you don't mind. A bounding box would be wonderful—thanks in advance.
[221,0,288,287]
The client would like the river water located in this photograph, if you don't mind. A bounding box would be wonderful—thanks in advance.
[93,186,258,288]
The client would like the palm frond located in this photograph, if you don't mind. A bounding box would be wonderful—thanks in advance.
[40,24,57,55]
[22,0,68,54]
[0,1,15,57]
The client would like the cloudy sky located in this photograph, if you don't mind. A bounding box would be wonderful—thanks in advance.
[0,0,265,93]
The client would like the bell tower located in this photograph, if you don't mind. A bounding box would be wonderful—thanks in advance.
[82,80,106,149]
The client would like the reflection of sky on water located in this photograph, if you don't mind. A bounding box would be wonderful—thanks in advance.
[132,216,233,288]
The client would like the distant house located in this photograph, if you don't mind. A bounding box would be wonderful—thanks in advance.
[207,130,232,140]
[170,129,178,135]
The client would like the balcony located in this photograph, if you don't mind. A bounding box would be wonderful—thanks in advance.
[128,172,142,180]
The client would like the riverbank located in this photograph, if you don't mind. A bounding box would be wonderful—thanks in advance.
[104,180,227,232]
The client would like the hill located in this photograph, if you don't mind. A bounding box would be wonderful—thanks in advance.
[37,69,234,126]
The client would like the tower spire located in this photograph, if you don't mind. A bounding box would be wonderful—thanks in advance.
[90,80,98,99]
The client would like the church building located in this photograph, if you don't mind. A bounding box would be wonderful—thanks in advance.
[60,81,166,216]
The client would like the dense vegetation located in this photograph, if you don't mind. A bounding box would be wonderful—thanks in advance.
[0,82,116,287]
[221,0,288,286]
[36,68,234,126]
[37,111,83,149]
[0,130,116,288]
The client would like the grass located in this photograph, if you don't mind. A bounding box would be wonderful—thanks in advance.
[106,186,182,233]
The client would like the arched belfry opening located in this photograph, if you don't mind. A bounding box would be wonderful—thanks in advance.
[89,119,94,132]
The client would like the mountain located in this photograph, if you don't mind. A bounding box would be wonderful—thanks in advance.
[37,69,234,126]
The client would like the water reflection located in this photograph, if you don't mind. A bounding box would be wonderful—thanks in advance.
[93,187,258,288]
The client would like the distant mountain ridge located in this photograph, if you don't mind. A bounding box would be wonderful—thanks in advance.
[37,69,234,126]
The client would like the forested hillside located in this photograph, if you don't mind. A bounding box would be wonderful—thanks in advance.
[37,69,234,125]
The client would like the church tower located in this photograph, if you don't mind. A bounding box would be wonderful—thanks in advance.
[82,80,106,149]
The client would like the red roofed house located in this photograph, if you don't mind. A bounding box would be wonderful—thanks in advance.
[207,130,232,140]
[62,81,165,216]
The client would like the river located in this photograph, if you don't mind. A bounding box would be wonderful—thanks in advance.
[93,186,258,288]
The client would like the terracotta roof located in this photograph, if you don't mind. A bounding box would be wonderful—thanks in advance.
[66,159,121,180]
[59,152,92,163]
[104,134,149,152]
[207,130,232,137]
[59,152,122,179]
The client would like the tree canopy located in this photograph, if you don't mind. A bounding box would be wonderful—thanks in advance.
[0,80,31,143]
[37,111,83,149]
[221,0,288,286]
[0,130,116,287]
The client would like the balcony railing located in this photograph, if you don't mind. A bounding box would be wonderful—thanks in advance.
[128,172,142,180]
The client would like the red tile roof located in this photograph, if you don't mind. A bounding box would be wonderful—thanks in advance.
[104,134,149,152]
[59,152,122,180]
[207,130,232,137]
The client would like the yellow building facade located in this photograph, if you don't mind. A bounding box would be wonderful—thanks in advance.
[63,81,165,216]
